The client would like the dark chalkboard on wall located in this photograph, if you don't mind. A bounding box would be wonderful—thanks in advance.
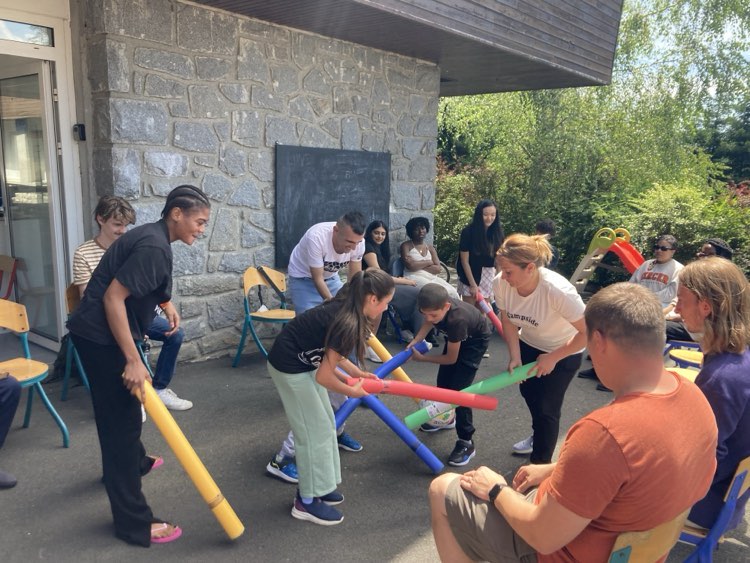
[275,144,391,268]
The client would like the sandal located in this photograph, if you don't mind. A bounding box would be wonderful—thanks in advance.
[148,455,164,473]
[151,521,182,544]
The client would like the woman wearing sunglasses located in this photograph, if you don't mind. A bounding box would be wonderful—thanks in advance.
[630,234,684,316]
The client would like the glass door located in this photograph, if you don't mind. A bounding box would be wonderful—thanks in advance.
[0,60,63,343]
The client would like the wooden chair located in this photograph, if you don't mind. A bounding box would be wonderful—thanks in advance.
[0,299,69,447]
[60,284,91,400]
[232,267,295,366]
[669,348,703,369]
[608,508,690,562]
[679,456,750,562]
[0,254,18,300]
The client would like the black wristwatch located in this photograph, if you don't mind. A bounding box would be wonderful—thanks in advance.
[488,483,506,504]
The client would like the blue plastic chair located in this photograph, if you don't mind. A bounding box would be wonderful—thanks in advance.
[0,299,69,447]
[679,456,750,562]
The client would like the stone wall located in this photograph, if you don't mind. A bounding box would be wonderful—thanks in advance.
[80,0,439,360]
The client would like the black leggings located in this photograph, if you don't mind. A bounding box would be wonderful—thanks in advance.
[519,340,582,464]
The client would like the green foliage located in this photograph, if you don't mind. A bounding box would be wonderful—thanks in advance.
[435,0,750,278]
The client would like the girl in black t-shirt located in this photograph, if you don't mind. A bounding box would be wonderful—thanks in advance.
[68,185,210,546]
[456,200,504,307]
[266,269,394,526]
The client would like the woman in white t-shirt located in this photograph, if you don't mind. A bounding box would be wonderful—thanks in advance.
[493,233,587,464]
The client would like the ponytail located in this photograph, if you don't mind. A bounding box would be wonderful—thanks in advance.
[325,269,394,364]
[497,233,552,269]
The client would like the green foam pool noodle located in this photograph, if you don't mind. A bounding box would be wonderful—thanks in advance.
[403,362,537,429]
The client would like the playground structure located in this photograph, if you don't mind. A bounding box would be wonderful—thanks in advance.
[569,228,645,295]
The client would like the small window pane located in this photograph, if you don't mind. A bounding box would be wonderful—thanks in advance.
[0,19,53,47]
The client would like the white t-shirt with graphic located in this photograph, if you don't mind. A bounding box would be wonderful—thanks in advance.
[493,268,585,353]
[629,258,683,309]
[287,222,365,280]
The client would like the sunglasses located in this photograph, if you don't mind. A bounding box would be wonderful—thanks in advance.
[653,245,674,252]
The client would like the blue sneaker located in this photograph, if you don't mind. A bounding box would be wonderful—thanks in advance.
[292,493,344,526]
[319,489,344,505]
[337,432,363,452]
[266,455,298,484]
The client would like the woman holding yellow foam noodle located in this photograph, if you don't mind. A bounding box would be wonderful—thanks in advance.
[67,186,210,547]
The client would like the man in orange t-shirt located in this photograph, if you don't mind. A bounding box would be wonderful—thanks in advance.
[429,283,718,562]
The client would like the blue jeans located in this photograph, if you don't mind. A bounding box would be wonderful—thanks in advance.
[288,275,343,315]
[145,316,185,390]
[0,376,21,448]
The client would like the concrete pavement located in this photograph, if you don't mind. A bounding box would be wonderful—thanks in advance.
[0,333,747,562]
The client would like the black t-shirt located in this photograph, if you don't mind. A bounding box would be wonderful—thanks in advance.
[434,299,492,343]
[455,226,498,285]
[267,299,351,374]
[67,220,172,345]
[363,240,388,271]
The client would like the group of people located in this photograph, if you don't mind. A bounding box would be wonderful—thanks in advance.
[0,184,747,561]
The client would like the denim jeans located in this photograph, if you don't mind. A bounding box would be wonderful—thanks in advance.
[288,275,343,315]
[145,315,185,390]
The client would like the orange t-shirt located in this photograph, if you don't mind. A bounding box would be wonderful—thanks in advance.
[536,373,717,563]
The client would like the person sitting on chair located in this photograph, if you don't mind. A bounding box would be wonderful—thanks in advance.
[73,196,191,411]
[362,220,422,341]
[429,283,717,563]
[400,216,459,300]
[579,233,684,388]
[675,257,750,532]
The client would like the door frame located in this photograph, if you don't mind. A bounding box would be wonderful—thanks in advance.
[0,6,83,349]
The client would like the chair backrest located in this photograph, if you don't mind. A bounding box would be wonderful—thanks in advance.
[66,283,82,315]
[0,298,30,333]
[242,267,288,294]
[609,508,690,562]
[726,455,750,502]
[0,254,18,300]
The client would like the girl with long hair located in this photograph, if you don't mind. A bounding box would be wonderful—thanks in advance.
[456,200,504,306]
[266,269,394,525]
[363,220,422,340]
[675,257,750,531]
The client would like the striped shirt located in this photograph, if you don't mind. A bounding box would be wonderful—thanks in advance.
[73,239,106,287]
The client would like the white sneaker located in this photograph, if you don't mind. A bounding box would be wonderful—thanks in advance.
[156,388,193,411]
[365,346,383,363]
[512,435,533,455]
[399,329,415,341]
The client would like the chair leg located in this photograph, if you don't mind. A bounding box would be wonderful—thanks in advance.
[233,320,250,367]
[61,337,74,401]
[387,308,405,343]
[73,347,91,392]
[23,385,35,428]
[33,382,70,448]
[249,323,269,358]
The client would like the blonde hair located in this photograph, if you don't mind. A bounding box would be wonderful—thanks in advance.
[585,283,665,356]
[496,233,552,269]
[679,257,750,355]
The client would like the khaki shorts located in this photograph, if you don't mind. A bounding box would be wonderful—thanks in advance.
[445,477,538,563]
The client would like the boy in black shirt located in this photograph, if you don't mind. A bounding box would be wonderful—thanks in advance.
[408,283,491,466]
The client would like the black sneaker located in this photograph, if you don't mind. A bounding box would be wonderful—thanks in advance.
[577,368,599,380]
[291,492,344,525]
[596,382,612,392]
[448,440,476,467]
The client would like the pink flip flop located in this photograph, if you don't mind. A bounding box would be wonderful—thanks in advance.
[151,522,182,544]
[150,456,164,471]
